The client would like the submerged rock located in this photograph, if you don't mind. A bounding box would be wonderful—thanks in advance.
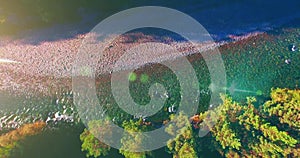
[285,59,291,64]
[290,44,297,52]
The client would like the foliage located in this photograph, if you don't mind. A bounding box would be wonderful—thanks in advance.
[80,120,112,158]
[0,121,46,158]
[119,119,152,158]
[80,119,152,158]
[165,112,197,158]
[78,88,299,157]
[263,88,300,130]
[197,88,299,157]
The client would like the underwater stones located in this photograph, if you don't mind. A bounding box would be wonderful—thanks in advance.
[55,98,59,105]
[200,89,210,95]
[209,104,215,108]
[163,91,169,98]
[285,59,291,64]
[47,111,74,123]
[133,114,144,119]
[168,105,176,113]
[290,44,297,52]
[45,117,52,123]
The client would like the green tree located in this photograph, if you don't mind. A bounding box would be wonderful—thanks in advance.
[165,112,197,158]
[78,88,300,157]
[196,88,300,157]
[263,88,300,130]
[80,120,112,158]
[119,119,152,158]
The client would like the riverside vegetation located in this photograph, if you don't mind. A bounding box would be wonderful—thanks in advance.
[80,88,300,158]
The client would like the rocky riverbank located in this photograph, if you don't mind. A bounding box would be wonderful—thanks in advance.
[0,30,267,97]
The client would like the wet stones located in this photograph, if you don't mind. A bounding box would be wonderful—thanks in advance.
[290,44,297,52]
[285,59,291,64]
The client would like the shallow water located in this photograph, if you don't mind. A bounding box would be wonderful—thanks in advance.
[0,1,300,158]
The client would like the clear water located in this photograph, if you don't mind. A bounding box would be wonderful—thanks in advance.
[0,1,300,158]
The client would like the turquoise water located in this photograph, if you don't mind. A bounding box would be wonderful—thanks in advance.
[0,1,300,158]
[1,28,299,157]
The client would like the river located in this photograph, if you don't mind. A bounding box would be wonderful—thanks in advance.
[0,1,300,158]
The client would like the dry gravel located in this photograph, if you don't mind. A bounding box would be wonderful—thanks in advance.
[0,31,260,96]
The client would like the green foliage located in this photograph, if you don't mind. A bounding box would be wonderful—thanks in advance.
[119,119,152,158]
[263,88,300,130]
[80,129,110,158]
[178,142,197,158]
[198,89,299,157]
[80,120,111,158]
[205,95,242,151]
[78,88,299,157]
[216,122,241,150]
[165,112,197,158]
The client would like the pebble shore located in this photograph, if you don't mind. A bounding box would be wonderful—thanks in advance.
[0,31,262,96]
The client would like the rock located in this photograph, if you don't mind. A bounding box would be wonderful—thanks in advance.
[285,59,291,64]
[290,44,297,52]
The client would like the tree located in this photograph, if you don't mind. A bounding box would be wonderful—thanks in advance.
[78,88,300,157]
[196,88,300,157]
[263,88,300,131]
[165,112,197,158]
[80,120,112,158]
[119,119,152,158]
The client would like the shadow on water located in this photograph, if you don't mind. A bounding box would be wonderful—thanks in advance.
[1,0,300,44]
[11,125,86,158]
[0,1,300,158]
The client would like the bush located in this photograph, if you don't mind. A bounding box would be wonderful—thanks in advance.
[0,121,46,158]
